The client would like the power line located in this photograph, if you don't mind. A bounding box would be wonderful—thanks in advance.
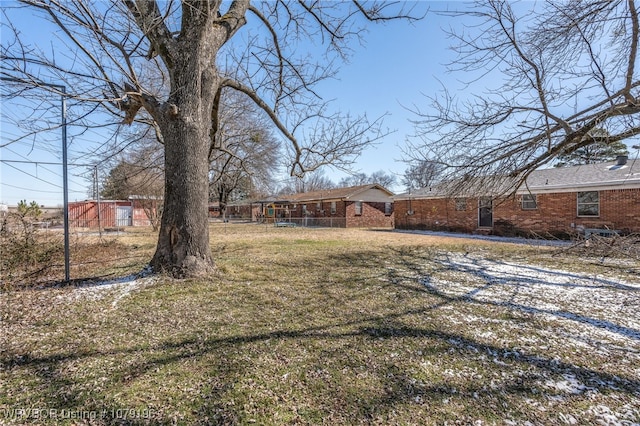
[0,159,91,190]
[1,182,63,193]
[2,145,64,177]
[2,161,63,189]
[0,182,85,194]
[0,159,95,167]
[1,140,95,175]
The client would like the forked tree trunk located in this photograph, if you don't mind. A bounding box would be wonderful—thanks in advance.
[150,37,221,277]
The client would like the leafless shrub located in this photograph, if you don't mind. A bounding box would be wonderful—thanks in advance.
[0,201,63,289]
[559,233,640,262]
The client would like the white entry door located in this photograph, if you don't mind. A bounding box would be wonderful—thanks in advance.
[116,206,133,226]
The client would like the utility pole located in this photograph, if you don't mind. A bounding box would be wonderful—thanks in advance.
[1,77,70,282]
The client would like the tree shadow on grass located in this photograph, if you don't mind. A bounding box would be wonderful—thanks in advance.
[4,326,640,424]
[419,250,640,340]
[3,246,640,424]
[3,308,640,424]
[355,245,640,340]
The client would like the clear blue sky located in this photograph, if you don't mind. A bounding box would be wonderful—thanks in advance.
[1,2,457,205]
[315,10,454,189]
[2,2,637,206]
[1,1,108,206]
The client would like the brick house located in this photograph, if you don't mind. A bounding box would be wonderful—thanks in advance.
[265,184,395,228]
[394,156,640,237]
[208,201,262,220]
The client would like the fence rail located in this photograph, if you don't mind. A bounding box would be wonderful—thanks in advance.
[266,216,347,228]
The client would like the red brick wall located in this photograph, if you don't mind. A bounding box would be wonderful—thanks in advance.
[394,198,478,232]
[226,203,261,220]
[286,200,393,227]
[495,189,640,234]
[346,201,394,228]
[394,198,477,232]
[333,201,347,218]
[395,188,640,235]
[599,189,640,233]
[493,194,568,234]
[294,200,340,218]
[282,201,344,222]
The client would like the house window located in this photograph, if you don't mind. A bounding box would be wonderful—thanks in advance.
[577,191,599,216]
[316,201,321,210]
[455,198,467,211]
[354,201,362,216]
[385,202,392,216]
[521,194,537,210]
[330,201,336,214]
[302,204,307,215]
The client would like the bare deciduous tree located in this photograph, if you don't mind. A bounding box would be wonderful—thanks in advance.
[277,169,336,195]
[338,170,396,188]
[1,1,419,276]
[401,160,443,191]
[101,140,164,230]
[407,0,640,193]
[209,89,280,219]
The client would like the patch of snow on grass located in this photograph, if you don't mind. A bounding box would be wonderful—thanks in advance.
[587,404,640,426]
[56,268,157,308]
[425,253,640,342]
[395,229,572,247]
[419,252,640,422]
[544,373,590,395]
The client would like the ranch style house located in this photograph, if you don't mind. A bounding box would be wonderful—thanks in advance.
[394,156,640,237]
[219,184,395,228]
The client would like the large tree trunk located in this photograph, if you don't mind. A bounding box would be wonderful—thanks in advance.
[151,117,214,277]
[150,34,221,277]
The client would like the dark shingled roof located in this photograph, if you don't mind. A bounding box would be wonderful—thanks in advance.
[275,184,394,203]
[523,158,640,191]
[395,157,640,199]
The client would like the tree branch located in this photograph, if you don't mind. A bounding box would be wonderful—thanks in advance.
[123,0,176,68]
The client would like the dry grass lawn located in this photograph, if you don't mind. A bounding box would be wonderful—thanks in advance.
[1,223,639,425]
